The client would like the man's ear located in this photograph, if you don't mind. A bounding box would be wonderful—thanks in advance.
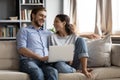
[32,14,35,20]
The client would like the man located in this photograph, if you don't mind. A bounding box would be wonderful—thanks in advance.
[17,6,58,80]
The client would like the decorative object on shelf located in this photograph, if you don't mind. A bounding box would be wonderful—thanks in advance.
[9,16,18,20]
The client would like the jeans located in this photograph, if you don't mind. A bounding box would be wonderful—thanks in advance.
[20,59,58,80]
[20,37,88,80]
[54,37,89,73]
[72,37,89,70]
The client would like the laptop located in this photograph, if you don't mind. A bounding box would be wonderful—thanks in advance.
[48,44,74,62]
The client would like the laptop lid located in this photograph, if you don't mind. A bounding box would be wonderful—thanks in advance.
[48,44,74,62]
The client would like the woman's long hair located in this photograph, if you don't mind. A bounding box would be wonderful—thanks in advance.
[56,14,75,35]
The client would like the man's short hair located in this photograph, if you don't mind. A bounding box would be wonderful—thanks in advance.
[30,6,46,21]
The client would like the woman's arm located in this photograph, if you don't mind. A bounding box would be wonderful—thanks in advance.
[79,33,101,39]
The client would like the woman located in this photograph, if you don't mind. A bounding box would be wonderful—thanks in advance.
[49,14,92,78]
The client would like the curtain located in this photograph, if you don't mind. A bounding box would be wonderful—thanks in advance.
[64,0,112,36]
[94,0,112,36]
[63,0,79,33]
[69,0,77,27]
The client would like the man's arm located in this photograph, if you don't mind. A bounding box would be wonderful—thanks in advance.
[17,28,48,61]
[18,47,48,61]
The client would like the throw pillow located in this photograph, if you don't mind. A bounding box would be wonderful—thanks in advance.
[86,34,112,67]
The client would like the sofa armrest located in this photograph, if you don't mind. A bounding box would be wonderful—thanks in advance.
[111,44,120,66]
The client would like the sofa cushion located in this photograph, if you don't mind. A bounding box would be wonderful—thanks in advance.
[111,44,120,66]
[59,72,87,80]
[59,66,120,80]
[0,59,19,70]
[0,70,30,80]
[92,66,120,80]
[101,78,120,80]
[86,34,112,67]
[0,41,19,70]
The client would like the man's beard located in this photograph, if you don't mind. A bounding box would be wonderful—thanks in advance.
[34,20,43,28]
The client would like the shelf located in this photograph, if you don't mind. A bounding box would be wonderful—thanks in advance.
[0,0,44,40]
[110,35,120,44]
[0,20,20,23]
[20,20,31,22]
[0,37,16,40]
[21,3,43,6]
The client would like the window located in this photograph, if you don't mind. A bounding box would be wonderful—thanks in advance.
[112,0,120,34]
[77,0,96,33]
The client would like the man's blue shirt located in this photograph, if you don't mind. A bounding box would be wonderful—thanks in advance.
[17,25,52,60]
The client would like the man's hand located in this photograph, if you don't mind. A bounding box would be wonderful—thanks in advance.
[40,56,48,61]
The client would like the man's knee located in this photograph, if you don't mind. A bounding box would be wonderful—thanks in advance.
[29,67,44,80]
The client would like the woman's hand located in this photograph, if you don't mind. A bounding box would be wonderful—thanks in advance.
[82,69,93,78]
[80,33,101,39]
[87,33,101,39]
[68,61,73,65]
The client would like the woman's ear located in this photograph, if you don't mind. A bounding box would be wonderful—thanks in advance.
[63,21,66,26]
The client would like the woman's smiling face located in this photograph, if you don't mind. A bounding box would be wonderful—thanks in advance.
[53,17,66,32]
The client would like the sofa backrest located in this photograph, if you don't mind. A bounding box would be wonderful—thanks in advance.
[0,40,19,70]
[0,40,120,70]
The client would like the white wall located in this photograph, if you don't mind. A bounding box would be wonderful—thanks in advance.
[45,0,63,29]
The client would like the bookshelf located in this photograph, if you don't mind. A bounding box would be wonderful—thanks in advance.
[0,0,44,40]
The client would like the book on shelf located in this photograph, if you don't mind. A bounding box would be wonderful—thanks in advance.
[7,25,14,37]
[0,25,18,37]
[30,0,42,3]
[0,27,2,37]
[21,10,25,20]
[21,0,42,4]
[21,9,32,21]
[21,0,26,4]
[2,27,6,37]
[27,9,32,20]
[13,27,17,37]
[24,9,27,20]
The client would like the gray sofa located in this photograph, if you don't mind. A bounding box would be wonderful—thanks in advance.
[0,41,120,80]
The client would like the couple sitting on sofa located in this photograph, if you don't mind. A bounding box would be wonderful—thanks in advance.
[16,6,100,80]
